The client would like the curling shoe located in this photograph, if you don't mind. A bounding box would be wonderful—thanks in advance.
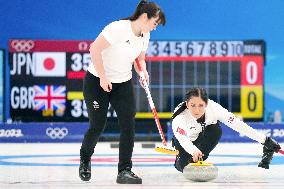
[174,155,184,172]
[79,159,91,181]
[116,168,142,184]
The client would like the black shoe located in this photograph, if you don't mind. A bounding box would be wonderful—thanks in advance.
[116,168,142,184]
[174,156,184,172]
[79,159,91,181]
[174,155,193,173]
[258,137,281,169]
[258,148,274,169]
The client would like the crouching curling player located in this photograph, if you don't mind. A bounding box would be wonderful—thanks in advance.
[171,87,281,172]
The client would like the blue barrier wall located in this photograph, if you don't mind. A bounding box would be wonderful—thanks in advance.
[0,122,284,143]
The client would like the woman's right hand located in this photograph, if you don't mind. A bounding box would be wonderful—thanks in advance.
[100,76,112,92]
[192,149,204,162]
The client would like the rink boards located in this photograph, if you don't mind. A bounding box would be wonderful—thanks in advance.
[0,122,284,143]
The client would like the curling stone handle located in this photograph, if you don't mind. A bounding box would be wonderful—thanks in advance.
[196,156,204,165]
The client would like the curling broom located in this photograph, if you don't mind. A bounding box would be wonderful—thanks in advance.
[278,149,284,155]
[135,58,178,155]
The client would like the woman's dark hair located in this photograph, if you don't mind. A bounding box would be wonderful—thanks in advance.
[185,87,208,104]
[124,0,166,26]
[172,87,208,119]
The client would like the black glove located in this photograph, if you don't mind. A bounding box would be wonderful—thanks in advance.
[258,137,281,169]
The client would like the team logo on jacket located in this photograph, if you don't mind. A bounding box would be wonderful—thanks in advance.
[228,116,235,124]
[93,101,99,109]
[176,127,187,136]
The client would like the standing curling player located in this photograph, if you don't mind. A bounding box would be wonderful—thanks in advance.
[172,87,281,172]
[79,0,166,184]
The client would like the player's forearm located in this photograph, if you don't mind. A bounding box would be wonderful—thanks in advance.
[226,116,266,144]
[173,132,199,155]
[138,60,147,73]
[172,117,200,155]
[134,61,139,73]
[134,59,147,73]
[215,101,266,144]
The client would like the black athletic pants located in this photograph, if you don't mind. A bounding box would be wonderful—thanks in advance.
[172,122,222,172]
[80,71,136,172]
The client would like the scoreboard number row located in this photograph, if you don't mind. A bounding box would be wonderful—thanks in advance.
[147,41,244,57]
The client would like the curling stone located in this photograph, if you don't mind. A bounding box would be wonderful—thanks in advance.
[183,158,218,182]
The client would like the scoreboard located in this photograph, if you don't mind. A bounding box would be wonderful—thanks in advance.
[140,40,265,121]
[8,40,264,122]
[9,40,92,122]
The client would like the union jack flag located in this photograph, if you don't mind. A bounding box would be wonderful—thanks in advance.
[33,85,66,111]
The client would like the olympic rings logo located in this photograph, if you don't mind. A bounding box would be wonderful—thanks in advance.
[46,127,68,139]
[78,41,89,51]
[11,40,35,52]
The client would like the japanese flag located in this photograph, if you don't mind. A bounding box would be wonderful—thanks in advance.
[33,52,66,77]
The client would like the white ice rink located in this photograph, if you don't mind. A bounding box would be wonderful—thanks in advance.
[0,142,284,189]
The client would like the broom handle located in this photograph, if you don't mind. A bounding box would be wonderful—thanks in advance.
[135,58,167,146]
[278,149,284,155]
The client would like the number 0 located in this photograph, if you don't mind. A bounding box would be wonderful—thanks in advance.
[246,61,258,84]
[248,92,257,111]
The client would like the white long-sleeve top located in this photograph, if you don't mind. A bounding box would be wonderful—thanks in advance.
[172,99,266,155]
[87,20,150,83]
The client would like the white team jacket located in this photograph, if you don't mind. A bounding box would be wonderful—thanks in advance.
[172,99,266,155]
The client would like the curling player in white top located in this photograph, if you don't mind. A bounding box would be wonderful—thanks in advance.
[171,87,281,172]
[79,0,166,184]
